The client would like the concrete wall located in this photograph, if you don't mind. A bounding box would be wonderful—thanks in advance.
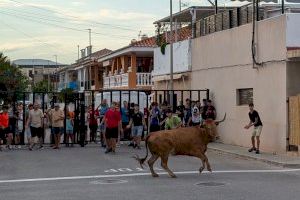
[191,15,288,153]
[153,39,191,76]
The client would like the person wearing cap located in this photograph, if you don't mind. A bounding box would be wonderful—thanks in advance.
[27,103,44,150]
[163,109,182,130]
[51,103,64,149]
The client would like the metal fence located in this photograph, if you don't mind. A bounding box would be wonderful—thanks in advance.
[0,89,209,145]
[196,3,265,37]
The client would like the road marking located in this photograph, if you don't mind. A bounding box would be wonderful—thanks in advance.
[104,167,163,173]
[0,168,299,184]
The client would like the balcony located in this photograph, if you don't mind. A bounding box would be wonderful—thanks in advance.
[136,73,153,87]
[103,72,152,89]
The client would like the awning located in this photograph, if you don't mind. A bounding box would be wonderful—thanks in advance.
[152,73,188,82]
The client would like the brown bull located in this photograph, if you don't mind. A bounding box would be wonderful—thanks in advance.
[134,114,226,178]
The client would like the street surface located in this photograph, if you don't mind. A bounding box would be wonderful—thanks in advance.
[1,144,300,200]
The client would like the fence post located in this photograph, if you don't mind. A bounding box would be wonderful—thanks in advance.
[21,92,26,145]
[206,89,210,100]
[79,92,85,147]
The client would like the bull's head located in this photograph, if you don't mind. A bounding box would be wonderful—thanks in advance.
[203,113,226,141]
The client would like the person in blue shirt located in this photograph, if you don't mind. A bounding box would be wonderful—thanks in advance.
[97,99,109,148]
[149,102,160,132]
[121,101,130,140]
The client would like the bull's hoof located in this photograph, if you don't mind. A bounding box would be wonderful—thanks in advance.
[207,168,212,172]
[152,173,159,177]
[199,167,205,173]
[170,174,177,178]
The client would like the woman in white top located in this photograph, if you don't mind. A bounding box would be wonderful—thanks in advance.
[188,106,203,126]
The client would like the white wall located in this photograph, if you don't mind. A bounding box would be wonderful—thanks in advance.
[191,15,288,153]
[286,13,300,47]
[153,39,191,76]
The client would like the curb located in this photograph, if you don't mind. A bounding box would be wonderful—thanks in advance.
[208,147,300,168]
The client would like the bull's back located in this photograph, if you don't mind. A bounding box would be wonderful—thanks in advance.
[147,127,207,156]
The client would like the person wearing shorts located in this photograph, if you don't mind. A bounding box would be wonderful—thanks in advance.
[244,103,263,154]
[24,104,33,146]
[104,102,121,154]
[98,99,109,148]
[15,103,24,149]
[27,103,44,150]
[65,112,74,147]
[127,104,146,149]
[51,103,64,149]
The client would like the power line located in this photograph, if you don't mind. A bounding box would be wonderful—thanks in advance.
[0,11,135,40]
[7,0,147,32]
[0,18,77,57]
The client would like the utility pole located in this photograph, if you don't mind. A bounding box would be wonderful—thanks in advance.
[87,28,92,47]
[170,0,174,110]
[179,0,181,12]
[77,45,80,61]
[47,60,50,92]
[53,55,58,91]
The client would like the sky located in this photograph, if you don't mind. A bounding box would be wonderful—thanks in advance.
[0,0,247,64]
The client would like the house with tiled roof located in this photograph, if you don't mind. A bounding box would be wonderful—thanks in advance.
[98,36,156,90]
[58,48,112,92]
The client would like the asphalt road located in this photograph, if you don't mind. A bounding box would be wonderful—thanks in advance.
[1,144,300,200]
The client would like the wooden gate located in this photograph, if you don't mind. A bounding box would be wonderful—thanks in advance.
[289,96,300,146]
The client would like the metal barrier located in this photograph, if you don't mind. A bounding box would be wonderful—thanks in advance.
[0,89,209,146]
[196,3,265,37]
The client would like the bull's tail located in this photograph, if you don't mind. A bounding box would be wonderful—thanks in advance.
[132,134,150,169]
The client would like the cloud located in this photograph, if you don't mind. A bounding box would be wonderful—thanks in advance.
[97,8,156,21]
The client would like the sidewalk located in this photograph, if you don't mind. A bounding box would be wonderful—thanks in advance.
[208,142,300,168]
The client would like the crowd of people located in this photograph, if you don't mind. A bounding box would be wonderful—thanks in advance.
[0,98,217,153]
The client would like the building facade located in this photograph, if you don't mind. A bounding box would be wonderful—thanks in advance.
[191,13,300,153]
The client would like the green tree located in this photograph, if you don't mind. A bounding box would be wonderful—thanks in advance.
[0,52,29,103]
[32,80,53,93]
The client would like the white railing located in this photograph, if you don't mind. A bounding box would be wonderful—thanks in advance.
[103,73,129,88]
[136,73,153,86]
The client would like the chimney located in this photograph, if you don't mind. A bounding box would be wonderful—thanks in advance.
[131,39,137,45]
[141,34,148,40]
[81,49,86,58]
[86,45,92,56]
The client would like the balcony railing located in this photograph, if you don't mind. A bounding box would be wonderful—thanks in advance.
[103,72,152,88]
[136,73,152,86]
[103,73,129,89]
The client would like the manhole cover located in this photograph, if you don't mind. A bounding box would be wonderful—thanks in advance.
[195,182,226,187]
[90,179,128,185]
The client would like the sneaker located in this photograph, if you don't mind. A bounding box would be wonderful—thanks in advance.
[38,146,44,150]
[18,145,21,149]
[256,149,260,154]
[29,147,33,151]
[128,142,134,147]
[53,146,58,149]
[248,147,256,152]
[137,146,141,150]
[116,144,120,148]
[133,144,137,149]
[105,148,112,154]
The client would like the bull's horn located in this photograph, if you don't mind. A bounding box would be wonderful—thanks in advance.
[215,113,226,125]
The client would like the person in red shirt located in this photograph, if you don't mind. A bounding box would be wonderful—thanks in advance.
[88,105,99,143]
[104,102,121,153]
[0,105,9,151]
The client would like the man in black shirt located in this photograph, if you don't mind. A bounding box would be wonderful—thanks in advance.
[244,103,263,154]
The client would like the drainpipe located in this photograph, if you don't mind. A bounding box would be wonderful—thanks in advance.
[190,8,196,39]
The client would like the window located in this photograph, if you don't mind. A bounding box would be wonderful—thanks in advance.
[237,88,253,106]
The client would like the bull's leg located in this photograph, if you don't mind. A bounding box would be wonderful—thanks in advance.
[194,152,209,173]
[161,155,176,178]
[203,154,212,172]
[148,154,159,177]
